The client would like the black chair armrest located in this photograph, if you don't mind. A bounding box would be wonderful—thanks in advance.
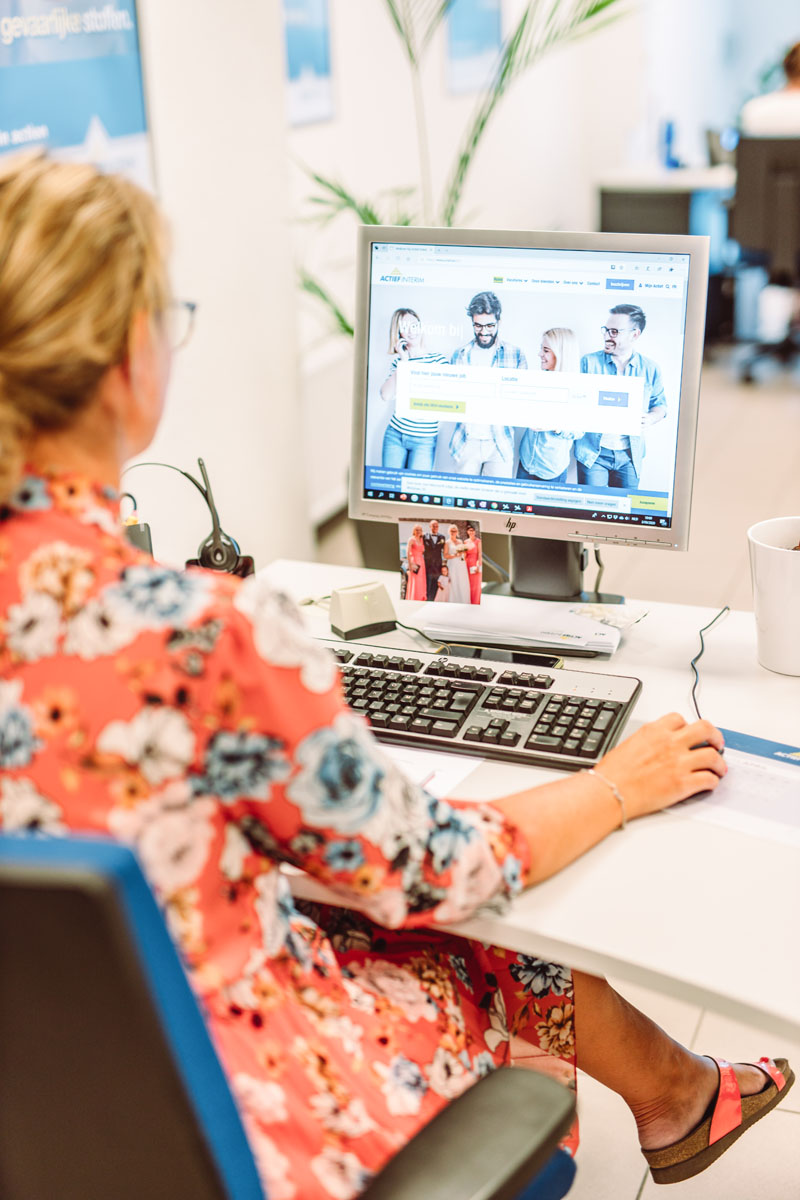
[359,1067,575,1200]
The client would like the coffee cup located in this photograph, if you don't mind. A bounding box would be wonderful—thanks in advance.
[747,516,800,676]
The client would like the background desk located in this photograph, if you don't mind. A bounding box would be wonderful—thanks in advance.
[264,559,800,1042]
[597,164,735,340]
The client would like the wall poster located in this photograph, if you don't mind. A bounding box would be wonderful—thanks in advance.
[0,1,153,188]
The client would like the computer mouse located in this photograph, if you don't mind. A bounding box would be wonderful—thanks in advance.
[690,740,724,754]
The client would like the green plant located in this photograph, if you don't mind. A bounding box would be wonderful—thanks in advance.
[301,0,625,335]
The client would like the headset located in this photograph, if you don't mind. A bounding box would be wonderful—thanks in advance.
[122,458,254,577]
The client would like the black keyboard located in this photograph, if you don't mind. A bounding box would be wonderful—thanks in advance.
[323,639,642,771]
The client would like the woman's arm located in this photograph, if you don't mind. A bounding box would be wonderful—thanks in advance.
[491,714,726,885]
[379,363,398,403]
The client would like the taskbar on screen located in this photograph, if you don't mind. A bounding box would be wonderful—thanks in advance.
[362,487,672,530]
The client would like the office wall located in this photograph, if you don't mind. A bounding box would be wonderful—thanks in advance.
[291,1,648,523]
[132,0,313,569]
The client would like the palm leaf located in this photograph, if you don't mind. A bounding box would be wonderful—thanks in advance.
[304,170,384,226]
[384,0,455,67]
[440,0,626,226]
[298,270,354,338]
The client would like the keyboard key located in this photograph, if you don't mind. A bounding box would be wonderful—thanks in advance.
[419,708,467,726]
[451,679,484,693]
[474,667,495,681]
[463,725,484,742]
[334,648,353,663]
[410,718,432,734]
[591,710,615,732]
[354,653,374,666]
[499,731,520,747]
[368,712,389,727]
[525,734,564,750]
[482,728,500,744]
[431,720,459,737]
[403,659,423,672]
[577,733,603,757]
[563,738,581,752]
[488,718,508,731]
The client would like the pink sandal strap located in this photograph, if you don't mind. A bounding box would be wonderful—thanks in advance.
[707,1056,786,1146]
[708,1058,742,1146]
[755,1056,786,1090]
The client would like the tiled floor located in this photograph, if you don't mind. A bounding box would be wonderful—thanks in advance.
[569,975,800,1199]
[318,349,800,1197]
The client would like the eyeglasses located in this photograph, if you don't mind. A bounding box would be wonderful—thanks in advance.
[167,300,198,350]
[473,319,497,331]
[601,325,631,338]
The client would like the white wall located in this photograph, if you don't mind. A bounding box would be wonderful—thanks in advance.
[133,0,312,568]
[289,0,648,522]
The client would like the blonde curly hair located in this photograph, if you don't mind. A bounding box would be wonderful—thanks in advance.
[0,153,170,501]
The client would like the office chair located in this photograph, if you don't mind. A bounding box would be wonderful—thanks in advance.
[730,137,800,382]
[0,834,577,1200]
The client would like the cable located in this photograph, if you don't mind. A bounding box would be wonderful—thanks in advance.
[481,552,509,583]
[593,546,605,596]
[122,460,208,501]
[394,618,451,654]
[689,604,730,720]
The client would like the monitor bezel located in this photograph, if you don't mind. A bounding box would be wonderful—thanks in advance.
[348,224,709,552]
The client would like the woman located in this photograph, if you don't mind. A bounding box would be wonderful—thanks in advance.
[443,524,470,604]
[517,328,583,483]
[0,156,790,1199]
[464,522,482,604]
[404,523,427,601]
[380,308,447,471]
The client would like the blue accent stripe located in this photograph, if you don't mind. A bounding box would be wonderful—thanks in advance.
[719,728,800,766]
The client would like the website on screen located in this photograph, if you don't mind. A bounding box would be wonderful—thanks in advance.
[362,241,690,529]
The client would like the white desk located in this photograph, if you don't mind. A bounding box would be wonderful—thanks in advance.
[264,559,800,1042]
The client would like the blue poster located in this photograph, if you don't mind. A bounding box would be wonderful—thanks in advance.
[0,1,153,189]
[447,0,502,95]
[282,0,333,126]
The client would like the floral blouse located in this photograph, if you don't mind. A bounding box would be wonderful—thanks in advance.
[0,470,577,1199]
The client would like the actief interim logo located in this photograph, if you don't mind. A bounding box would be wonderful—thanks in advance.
[380,268,424,283]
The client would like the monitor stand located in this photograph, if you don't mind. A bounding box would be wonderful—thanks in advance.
[483,536,624,605]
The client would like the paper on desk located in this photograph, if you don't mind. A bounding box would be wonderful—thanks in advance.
[385,745,481,798]
[672,729,800,847]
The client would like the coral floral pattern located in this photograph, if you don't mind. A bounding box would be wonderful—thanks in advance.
[0,470,577,1199]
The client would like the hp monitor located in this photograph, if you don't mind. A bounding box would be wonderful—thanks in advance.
[349,225,709,600]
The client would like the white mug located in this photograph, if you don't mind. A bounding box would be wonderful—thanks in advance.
[747,516,800,676]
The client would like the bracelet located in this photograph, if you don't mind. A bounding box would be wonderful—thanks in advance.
[584,767,627,830]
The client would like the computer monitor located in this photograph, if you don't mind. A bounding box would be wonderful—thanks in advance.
[349,225,709,601]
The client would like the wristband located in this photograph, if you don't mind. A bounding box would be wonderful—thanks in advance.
[584,767,627,829]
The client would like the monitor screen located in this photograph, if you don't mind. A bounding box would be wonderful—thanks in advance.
[349,226,709,555]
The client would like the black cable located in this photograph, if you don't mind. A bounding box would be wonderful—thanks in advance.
[394,618,451,654]
[122,460,208,501]
[593,546,605,596]
[481,552,509,583]
[119,491,137,518]
[690,604,730,720]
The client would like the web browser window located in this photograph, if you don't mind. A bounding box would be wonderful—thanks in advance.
[362,241,691,531]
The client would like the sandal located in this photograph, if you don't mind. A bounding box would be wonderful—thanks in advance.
[643,1056,794,1185]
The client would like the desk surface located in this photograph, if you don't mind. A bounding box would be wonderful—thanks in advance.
[264,559,800,1042]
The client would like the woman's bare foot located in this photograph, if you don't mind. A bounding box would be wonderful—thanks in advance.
[635,1056,771,1151]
